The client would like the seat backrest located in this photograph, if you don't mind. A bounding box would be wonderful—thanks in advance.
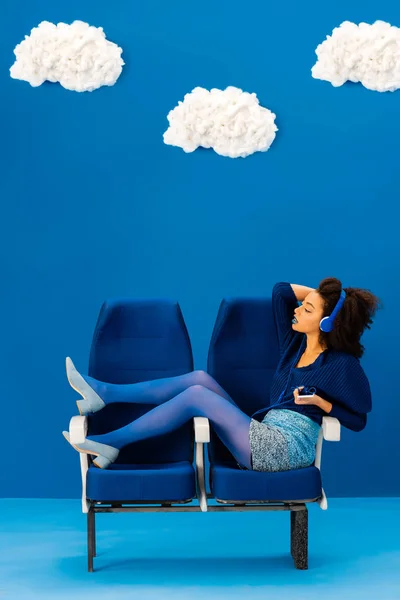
[87,299,194,465]
[207,297,280,463]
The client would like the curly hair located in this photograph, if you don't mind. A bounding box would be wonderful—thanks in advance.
[316,277,381,358]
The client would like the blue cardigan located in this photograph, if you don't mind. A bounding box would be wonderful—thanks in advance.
[263,282,372,432]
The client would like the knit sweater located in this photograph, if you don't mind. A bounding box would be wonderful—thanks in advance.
[261,282,372,432]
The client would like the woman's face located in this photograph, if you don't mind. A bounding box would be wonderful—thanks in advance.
[292,291,325,335]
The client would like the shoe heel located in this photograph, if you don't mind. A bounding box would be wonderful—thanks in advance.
[93,455,112,469]
[76,400,90,416]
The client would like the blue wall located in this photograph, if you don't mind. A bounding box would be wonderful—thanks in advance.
[1,0,399,499]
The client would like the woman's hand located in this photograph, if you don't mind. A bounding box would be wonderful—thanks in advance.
[293,387,333,413]
[290,284,315,302]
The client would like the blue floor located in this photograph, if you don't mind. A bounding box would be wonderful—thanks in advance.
[0,498,399,599]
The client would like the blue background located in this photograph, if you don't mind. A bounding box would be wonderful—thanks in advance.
[0,0,399,498]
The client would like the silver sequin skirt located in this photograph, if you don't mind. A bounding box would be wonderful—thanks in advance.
[249,409,321,472]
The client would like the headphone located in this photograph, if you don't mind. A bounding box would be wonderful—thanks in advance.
[320,290,346,333]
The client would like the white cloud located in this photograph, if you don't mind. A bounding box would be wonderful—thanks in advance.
[312,20,400,92]
[163,86,278,158]
[10,20,124,92]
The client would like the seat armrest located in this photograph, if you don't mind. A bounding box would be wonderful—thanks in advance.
[69,415,90,514]
[193,417,210,512]
[194,417,210,443]
[322,416,341,441]
[315,416,341,511]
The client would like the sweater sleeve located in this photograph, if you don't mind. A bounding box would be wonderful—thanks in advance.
[329,403,368,432]
[272,282,299,354]
[319,355,372,432]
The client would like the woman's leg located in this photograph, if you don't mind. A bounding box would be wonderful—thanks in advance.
[66,357,237,415]
[88,385,252,469]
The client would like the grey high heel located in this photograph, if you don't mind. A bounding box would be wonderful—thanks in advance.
[62,431,119,469]
[66,357,106,415]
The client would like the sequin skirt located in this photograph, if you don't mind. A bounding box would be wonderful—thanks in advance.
[249,409,321,472]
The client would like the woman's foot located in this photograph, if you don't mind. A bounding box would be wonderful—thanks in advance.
[66,357,106,416]
[62,431,119,469]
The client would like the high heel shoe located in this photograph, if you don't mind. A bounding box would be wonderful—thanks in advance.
[62,431,119,469]
[66,357,106,416]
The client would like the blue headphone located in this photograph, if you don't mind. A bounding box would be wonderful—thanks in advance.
[320,290,346,333]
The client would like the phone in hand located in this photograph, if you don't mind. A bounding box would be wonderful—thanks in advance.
[296,386,316,399]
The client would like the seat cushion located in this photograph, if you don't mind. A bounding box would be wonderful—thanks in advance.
[210,462,322,502]
[87,461,196,502]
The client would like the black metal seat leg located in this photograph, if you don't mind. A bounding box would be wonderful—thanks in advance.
[87,507,95,572]
[290,506,308,570]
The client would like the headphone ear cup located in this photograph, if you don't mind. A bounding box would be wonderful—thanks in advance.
[320,316,332,333]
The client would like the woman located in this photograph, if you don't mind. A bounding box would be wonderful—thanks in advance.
[63,278,380,471]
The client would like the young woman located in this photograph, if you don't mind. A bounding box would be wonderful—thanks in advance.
[63,278,380,471]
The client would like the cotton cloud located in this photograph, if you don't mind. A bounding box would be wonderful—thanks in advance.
[312,20,400,92]
[10,20,124,92]
[163,86,278,158]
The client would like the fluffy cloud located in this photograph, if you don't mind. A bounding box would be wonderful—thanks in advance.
[312,20,400,92]
[10,20,124,92]
[163,86,278,158]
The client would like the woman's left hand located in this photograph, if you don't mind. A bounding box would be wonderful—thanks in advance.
[293,387,332,413]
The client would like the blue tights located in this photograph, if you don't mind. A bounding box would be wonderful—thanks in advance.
[86,371,252,470]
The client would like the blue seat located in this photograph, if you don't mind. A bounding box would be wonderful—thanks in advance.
[68,299,196,570]
[86,298,195,499]
[204,297,340,568]
[207,297,322,503]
